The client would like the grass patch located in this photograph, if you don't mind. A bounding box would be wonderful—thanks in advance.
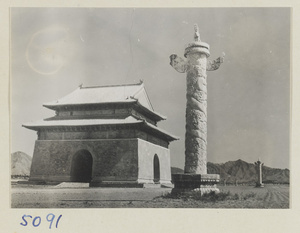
[161,190,257,202]
[162,191,232,202]
[241,192,257,200]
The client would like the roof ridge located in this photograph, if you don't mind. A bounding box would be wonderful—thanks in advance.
[81,81,143,89]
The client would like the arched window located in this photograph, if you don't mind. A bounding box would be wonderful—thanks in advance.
[153,154,160,183]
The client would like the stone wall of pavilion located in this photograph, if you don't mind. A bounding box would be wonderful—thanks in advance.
[30,139,139,183]
[137,139,171,184]
[29,138,172,184]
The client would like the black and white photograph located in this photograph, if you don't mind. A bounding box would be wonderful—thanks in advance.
[10,7,290,209]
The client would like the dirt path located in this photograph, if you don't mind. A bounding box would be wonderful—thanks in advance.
[220,184,289,208]
[261,185,289,205]
[11,186,171,208]
[11,184,289,208]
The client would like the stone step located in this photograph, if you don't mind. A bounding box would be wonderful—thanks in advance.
[54,182,90,188]
[90,181,144,188]
[143,183,162,188]
[143,183,174,188]
[160,183,174,188]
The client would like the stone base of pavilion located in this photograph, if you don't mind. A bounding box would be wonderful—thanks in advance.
[171,174,220,195]
[90,180,172,188]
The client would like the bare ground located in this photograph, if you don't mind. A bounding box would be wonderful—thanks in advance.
[11,183,289,209]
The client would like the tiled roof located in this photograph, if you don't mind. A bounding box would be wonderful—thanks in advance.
[142,121,179,141]
[23,116,140,128]
[43,82,166,120]
[23,116,178,141]
[44,82,152,109]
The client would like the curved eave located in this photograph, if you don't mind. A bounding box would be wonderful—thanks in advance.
[43,100,136,110]
[43,100,167,122]
[22,119,179,142]
[142,121,179,142]
[134,101,167,121]
[22,121,142,131]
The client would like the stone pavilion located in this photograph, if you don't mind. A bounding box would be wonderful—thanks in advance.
[23,81,178,186]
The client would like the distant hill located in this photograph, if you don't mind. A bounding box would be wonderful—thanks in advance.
[11,151,32,177]
[172,159,289,184]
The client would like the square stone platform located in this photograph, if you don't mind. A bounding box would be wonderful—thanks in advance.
[172,173,220,194]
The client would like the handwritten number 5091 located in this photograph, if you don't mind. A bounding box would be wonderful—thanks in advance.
[20,214,62,229]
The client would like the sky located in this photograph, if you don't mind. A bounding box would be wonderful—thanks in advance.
[10,8,290,169]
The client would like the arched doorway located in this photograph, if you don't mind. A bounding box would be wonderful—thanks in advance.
[153,154,160,183]
[70,150,93,182]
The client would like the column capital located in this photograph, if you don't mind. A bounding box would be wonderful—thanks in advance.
[184,41,210,58]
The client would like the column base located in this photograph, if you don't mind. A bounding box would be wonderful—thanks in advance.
[172,173,220,195]
[255,182,264,188]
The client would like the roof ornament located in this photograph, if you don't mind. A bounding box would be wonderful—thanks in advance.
[194,24,201,42]
[79,83,83,88]
[139,79,144,84]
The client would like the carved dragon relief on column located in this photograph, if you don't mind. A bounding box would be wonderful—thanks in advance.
[169,24,225,174]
